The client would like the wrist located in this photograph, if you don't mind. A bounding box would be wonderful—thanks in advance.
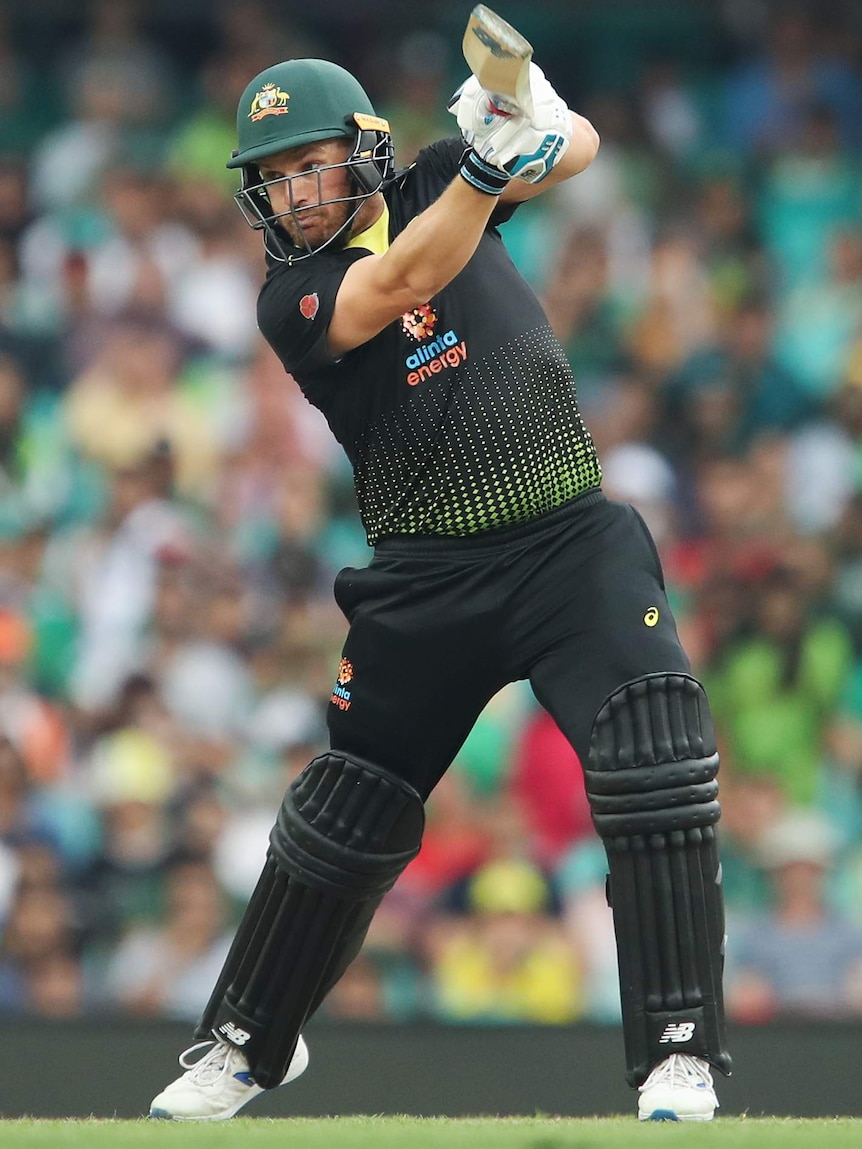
[458,148,511,196]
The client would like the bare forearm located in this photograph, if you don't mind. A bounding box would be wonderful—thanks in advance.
[329,175,499,354]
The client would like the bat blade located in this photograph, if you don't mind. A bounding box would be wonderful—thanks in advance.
[463,4,534,117]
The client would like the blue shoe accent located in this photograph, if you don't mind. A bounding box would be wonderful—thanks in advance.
[149,1109,172,1120]
[647,1110,680,1122]
[233,1072,256,1086]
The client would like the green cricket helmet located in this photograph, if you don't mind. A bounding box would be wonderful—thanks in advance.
[229,59,394,261]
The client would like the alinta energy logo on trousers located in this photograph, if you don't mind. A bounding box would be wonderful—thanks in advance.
[400,303,468,386]
[330,658,354,711]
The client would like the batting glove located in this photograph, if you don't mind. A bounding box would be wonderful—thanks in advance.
[449,72,571,184]
[524,63,571,124]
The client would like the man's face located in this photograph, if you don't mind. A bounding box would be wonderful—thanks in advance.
[258,139,354,251]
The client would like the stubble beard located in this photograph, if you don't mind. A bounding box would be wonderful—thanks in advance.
[282,200,354,252]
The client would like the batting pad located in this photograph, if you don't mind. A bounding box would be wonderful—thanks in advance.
[585,674,732,1087]
[196,752,423,1089]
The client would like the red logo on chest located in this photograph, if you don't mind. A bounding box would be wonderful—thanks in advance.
[299,293,319,320]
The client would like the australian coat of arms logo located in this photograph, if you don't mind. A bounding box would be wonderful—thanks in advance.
[249,83,290,122]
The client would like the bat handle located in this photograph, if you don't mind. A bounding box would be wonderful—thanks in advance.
[485,91,534,119]
[487,94,519,117]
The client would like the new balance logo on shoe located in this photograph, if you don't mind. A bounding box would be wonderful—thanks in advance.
[658,1021,696,1044]
[218,1023,251,1046]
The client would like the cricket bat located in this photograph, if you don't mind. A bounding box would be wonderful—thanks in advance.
[462,4,534,118]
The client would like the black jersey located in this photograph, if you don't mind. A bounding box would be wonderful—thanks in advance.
[257,138,602,545]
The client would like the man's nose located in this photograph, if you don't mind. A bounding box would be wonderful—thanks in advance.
[278,171,318,210]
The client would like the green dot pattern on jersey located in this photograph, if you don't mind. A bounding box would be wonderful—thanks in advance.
[355,326,603,544]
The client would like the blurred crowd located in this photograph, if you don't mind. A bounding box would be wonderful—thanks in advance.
[4,0,862,1028]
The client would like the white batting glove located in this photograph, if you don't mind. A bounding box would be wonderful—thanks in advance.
[525,63,569,119]
[448,71,572,184]
[525,63,572,142]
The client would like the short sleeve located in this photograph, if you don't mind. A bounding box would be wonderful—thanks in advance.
[256,250,366,377]
[407,137,521,227]
[411,138,466,188]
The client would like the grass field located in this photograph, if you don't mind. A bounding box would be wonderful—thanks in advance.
[1,1117,861,1148]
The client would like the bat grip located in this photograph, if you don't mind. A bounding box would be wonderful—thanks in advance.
[487,94,519,117]
[485,88,534,119]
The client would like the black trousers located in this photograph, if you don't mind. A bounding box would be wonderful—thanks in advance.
[327,492,690,800]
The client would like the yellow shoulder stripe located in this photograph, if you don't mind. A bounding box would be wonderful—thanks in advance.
[346,202,390,255]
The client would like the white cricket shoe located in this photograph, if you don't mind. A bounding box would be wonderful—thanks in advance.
[149,1034,309,1121]
[637,1053,718,1122]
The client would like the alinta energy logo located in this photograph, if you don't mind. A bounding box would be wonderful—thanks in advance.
[330,658,354,711]
[400,303,468,386]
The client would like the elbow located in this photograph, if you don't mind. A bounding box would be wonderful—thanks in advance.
[408,276,449,307]
[586,121,601,161]
[389,269,449,311]
[567,113,600,175]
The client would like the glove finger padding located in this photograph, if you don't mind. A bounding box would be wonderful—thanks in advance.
[448,74,506,140]
[473,114,571,184]
[524,63,562,115]
[449,73,572,184]
[449,65,563,124]
[446,79,469,115]
[504,124,570,183]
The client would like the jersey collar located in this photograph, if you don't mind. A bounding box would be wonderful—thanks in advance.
[346,203,390,255]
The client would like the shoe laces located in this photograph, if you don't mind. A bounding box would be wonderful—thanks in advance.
[178,1040,246,1087]
[641,1054,713,1091]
